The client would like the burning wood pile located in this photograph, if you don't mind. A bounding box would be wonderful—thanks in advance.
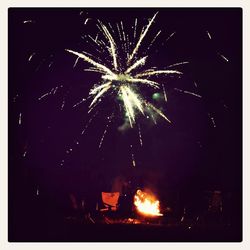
[134,189,163,217]
[99,189,164,225]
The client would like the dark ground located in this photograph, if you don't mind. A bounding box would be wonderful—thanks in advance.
[9,214,241,242]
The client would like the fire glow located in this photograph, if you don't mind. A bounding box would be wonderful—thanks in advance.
[134,189,163,217]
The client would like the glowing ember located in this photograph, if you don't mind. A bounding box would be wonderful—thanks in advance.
[134,189,163,216]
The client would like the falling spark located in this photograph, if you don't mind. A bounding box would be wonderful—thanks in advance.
[61,98,65,110]
[147,30,161,51]
[53,86,59,95]
[206,31,212,39]
[138,124,143,146]
[23,151,27,157]
[217,52,229,62]
[194,81,198,88]
[36,188,39,196]
[84,18,89,25]
[38,92,50,101]
[150,113,157,125]
[48,61,54,68]
[208,113,216,128]
[38,86,61,101]
[73,98,86,108]
[13,94,19,103]
[81,111,99,135]
[23,20,34,24]
[98,115,113,149]
[18,113,22,125]
[28,52,36,61]
[130,144,136,167]
[166,31,176,42]
[35,58,46,72]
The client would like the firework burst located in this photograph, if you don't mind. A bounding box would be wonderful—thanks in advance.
[66,12,183,128]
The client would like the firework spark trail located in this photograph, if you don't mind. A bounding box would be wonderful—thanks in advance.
[116,23,123,43]
[174,88,202,98]
[206,30,212,39]
[130,144,136,167]
[183,90,202,98]
[101,74,160,89]
[123,86,144,114]
[136,69,182,77]
[150,113,157,125]
[23,151,27,157]
[120,86,136,126]
[146,102,171,123]
[217,52,229,62]
[98,21,118,70]
[89,82,111,108]
[73,57,80,68]
[166,31,176,42]
[61,98,66,110]
[125,56,148,74]
[120,21,126,42]
[133,18,138,40]
[28,52,36,61]
[81,111,99,135]
[48,61,54,68]
[38,92,50,100]
[66,49,115,77]
[19,113,22,125]
[125,77,160,89]
[167,61,189,68]
[147,30,161,51]
[23,20,34,24]
[128,12,158,63]
[84,67,106,74]
[138,124,143,146]
[108,23,115,34]
[98,114,113,148]
[208,113,216,128]
[90,82,112,95]
[38,86,62,101]
[73,98,86,108]
[95,34,99,42]
[162,84,168,102]
[88,35,103,49]
[84,18,89,25]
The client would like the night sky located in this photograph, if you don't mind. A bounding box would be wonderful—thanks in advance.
[8,8,242,241]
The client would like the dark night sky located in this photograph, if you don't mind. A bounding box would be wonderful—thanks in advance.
[8,8,242,228]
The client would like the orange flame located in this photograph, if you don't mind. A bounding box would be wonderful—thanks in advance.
[134,189,163,216]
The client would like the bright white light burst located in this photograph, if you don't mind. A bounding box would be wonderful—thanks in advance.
[66,12,183,127]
